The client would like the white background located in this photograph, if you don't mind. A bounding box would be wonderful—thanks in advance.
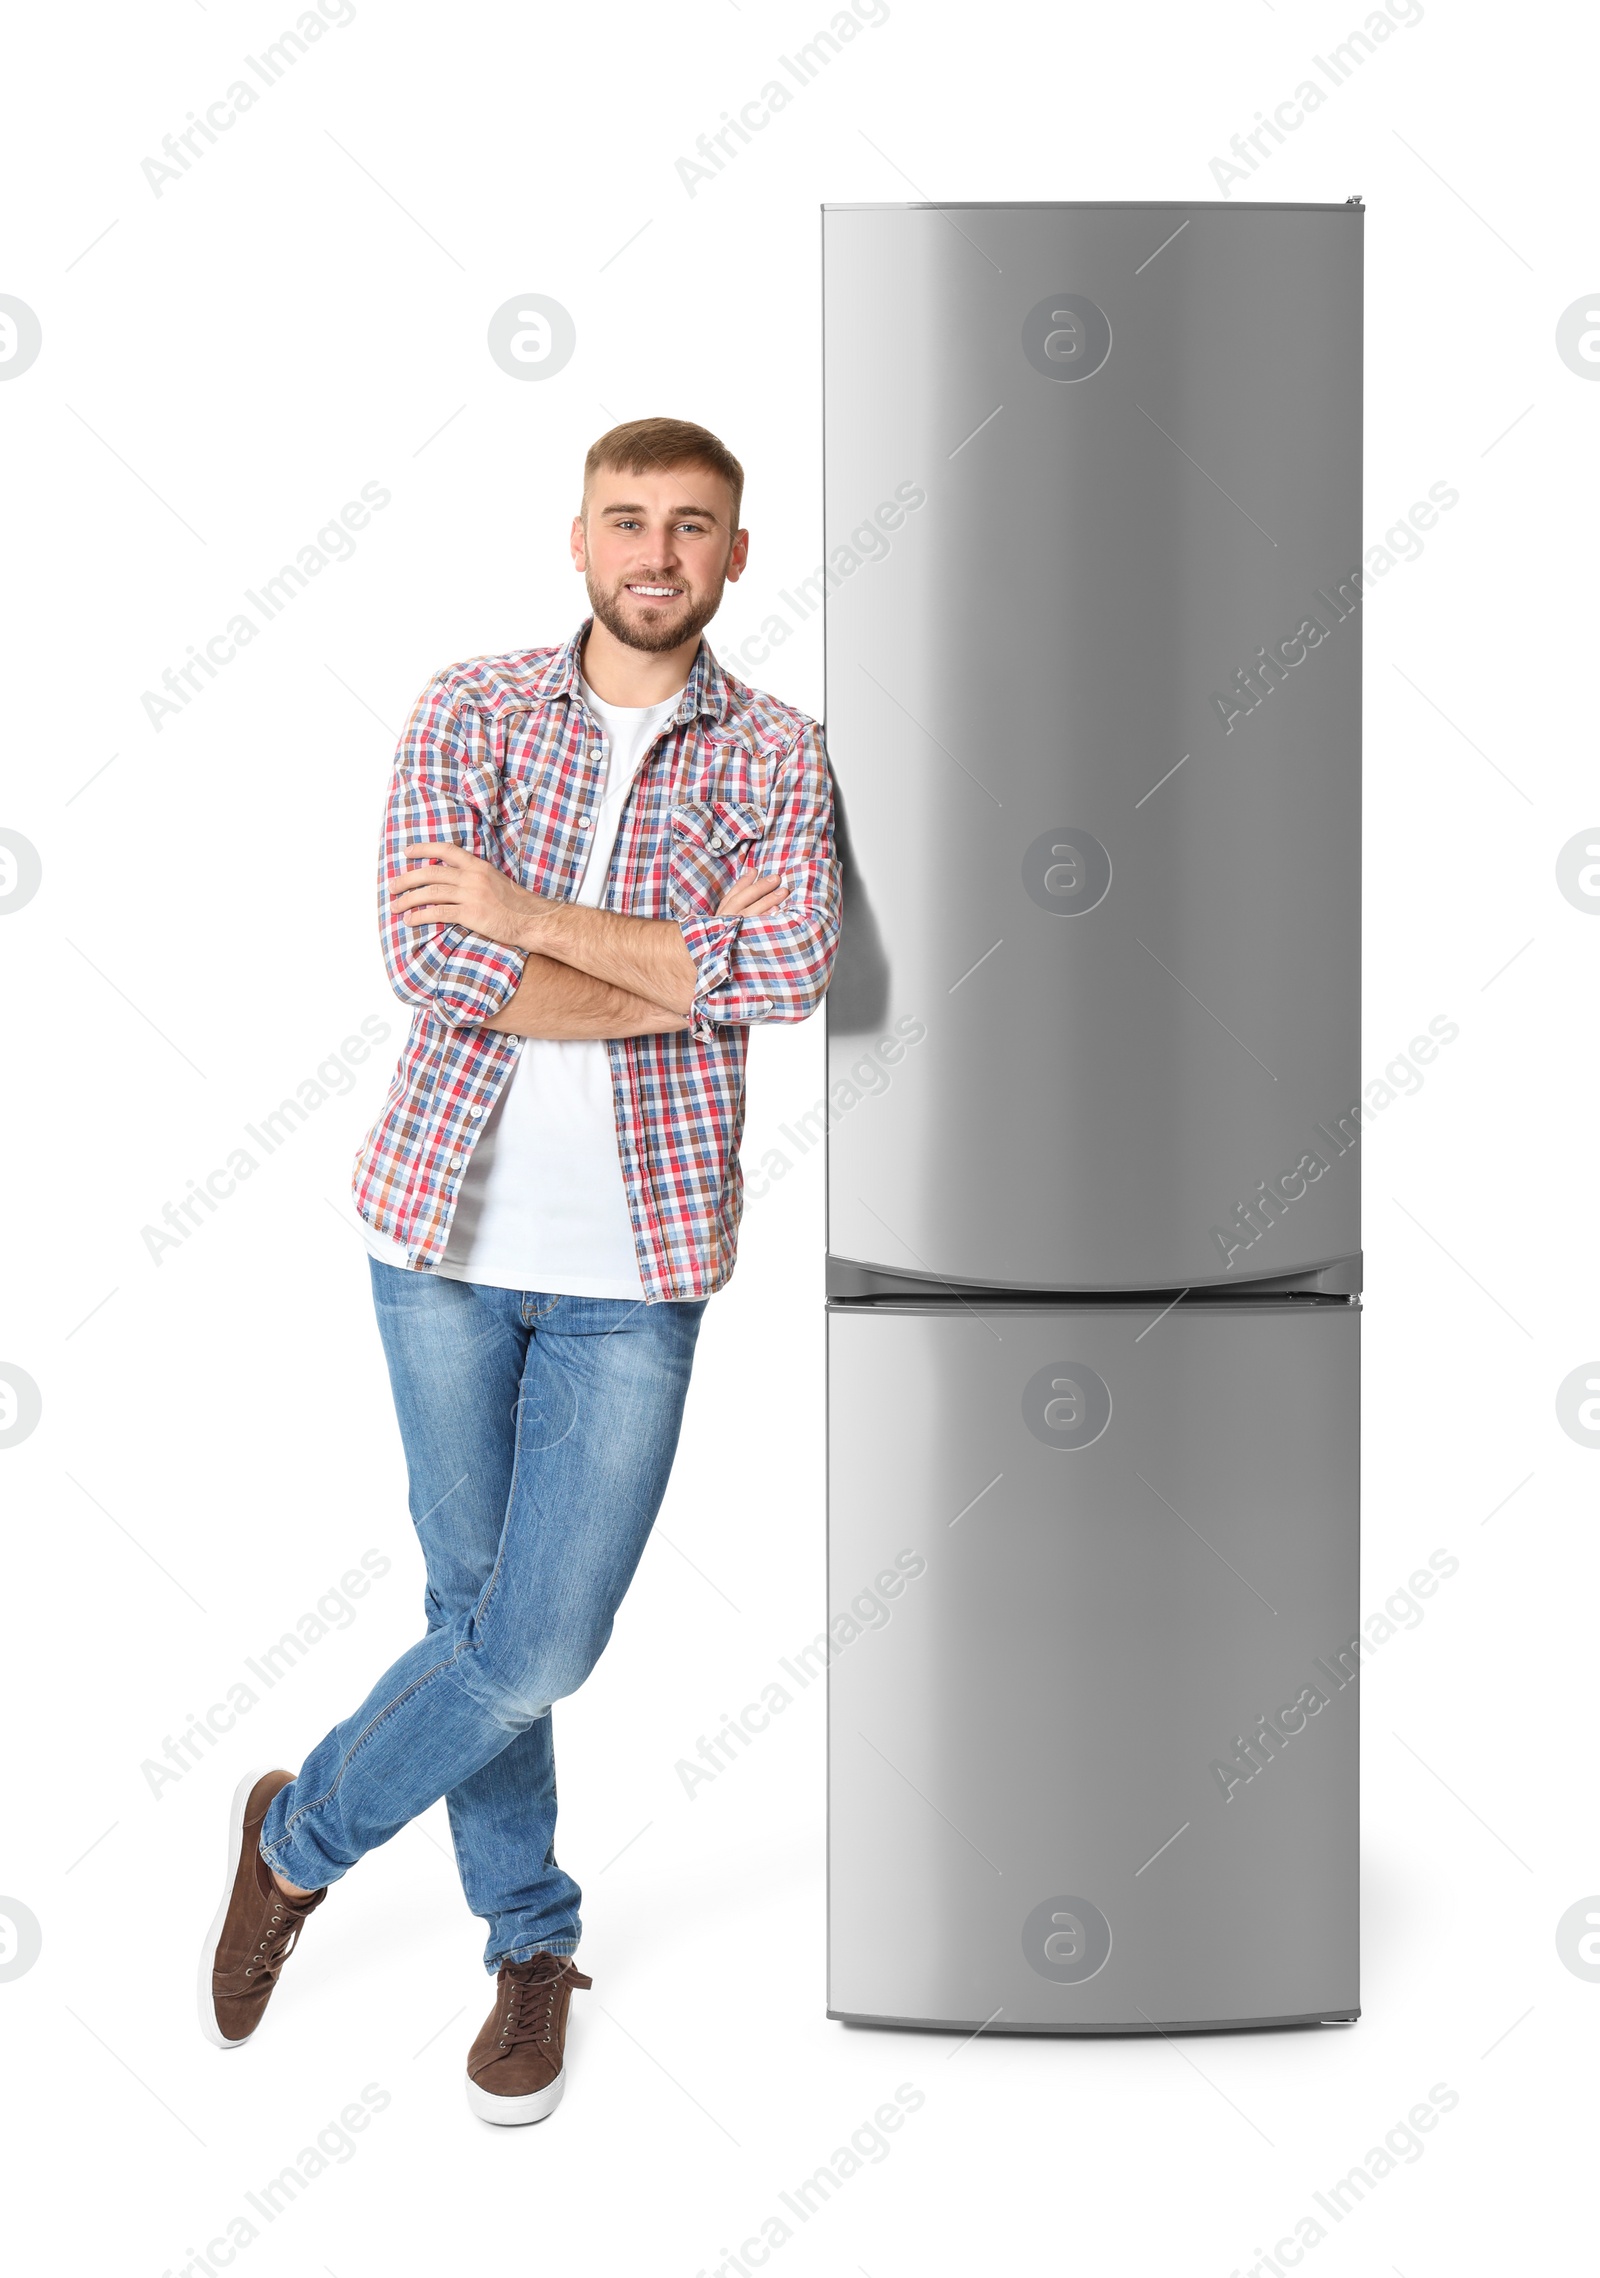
[0,0,1593,2271]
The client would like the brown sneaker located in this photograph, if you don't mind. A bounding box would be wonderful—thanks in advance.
[465,1952,592,2125]
[198,1766,327,2050]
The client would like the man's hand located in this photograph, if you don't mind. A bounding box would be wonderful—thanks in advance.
[392,841,792,1017]
[390,841,544,947]
[714,866,791,920]
[482,889,801,1036]
[392,842,790,944]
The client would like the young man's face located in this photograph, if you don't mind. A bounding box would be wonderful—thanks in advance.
[571,462,748,655]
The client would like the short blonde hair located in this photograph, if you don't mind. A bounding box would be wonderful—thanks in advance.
[583,416,745,530]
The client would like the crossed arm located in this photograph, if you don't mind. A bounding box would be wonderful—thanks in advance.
[389,841,789,1040]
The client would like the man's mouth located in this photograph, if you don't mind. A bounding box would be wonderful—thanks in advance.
[624,583,683,603]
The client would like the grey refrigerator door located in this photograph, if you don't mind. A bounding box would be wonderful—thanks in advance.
[823,203,1362,1290]
[826,1299,1359,2031]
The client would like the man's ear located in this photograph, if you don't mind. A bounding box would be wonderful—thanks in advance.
[570,512,588,571]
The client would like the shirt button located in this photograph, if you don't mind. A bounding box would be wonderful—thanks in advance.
[449,1156,464,1169]
[578,814,593,829]
[469,1106,484,1119]
[710,835,727,852]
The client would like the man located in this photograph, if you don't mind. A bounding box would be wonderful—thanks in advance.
[197,416,841,2125]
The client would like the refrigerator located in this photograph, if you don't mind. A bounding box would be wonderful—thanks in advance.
[822,200,1363,2033]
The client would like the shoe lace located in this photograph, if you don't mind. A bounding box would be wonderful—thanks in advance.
[238,1893,319,1991]
[497,1958,590,2052]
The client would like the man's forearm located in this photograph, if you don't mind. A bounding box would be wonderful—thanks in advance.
[484,950,690,1040]
[517,903,701,1018]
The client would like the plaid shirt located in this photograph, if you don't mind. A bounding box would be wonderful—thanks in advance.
[351,621,841,1300]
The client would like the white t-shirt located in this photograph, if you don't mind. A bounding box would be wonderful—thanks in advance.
[361,675,682,1295]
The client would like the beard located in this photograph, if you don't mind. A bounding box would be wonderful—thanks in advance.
[585,569,724,655]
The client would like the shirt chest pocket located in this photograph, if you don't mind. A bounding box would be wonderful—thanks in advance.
[493,774,559,890]
[667,799,769,921]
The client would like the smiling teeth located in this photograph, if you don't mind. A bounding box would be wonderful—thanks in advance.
[630,585,677,595]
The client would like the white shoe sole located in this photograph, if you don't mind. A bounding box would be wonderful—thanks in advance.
[465,2066,567,2126]
[197,1764,276,2051]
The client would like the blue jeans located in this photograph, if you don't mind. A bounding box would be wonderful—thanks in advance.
[258,1261,707,1970]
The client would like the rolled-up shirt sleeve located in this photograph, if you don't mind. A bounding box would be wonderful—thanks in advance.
[677,720,842,1040]
[378,673,526,1028]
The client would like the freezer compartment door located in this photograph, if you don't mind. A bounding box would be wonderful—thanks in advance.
[827,1300,1359,2031]
[823,202,1362,1288]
